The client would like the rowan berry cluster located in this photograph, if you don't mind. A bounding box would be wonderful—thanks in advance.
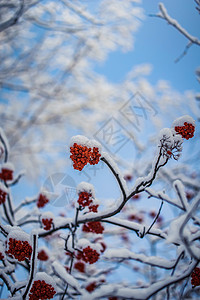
[86,282,97,292]
[0,188,7,205]
[37,194,49,208]
[0,252,4,260]
[191,267,200,287]
[29,280,56,300]
[77,246,100,264]
[6,238,32,261]
[38,250,49,261]
[42,218,53,230]
[74,261,85,273]
[82,221,104,234]
[78,192,93,207]
[70,143,101,171]
[175,122,195,140]
[78,192,99,212]
[0,168,13,181]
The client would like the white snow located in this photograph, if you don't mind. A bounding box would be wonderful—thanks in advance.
[70,135,102,152]
[7,227,31,243]
[77,238,102,254]
[104,248,175,269]
[33,272,57,291]
[0,182,8,194]
[77,182,95,197]
[52,261,80,291]
[172,115,195,128]
[41,211,54,220]
[1,162,15,171]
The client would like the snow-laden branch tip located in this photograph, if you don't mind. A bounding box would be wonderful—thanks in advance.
[158,3,200,46]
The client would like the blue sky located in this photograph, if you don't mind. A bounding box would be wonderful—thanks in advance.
[95,0,200,92]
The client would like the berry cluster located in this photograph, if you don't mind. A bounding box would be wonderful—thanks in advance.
[0,168,13,181]
[38,250,49,261]
[77,191,99,212]
[175,122,195,140]
[0,188,7,205]
[42,218,53,231]
[89,147,101,165]
[86,282,97,293]
[0,252,4,260]
[70,143,101,171]
[77,246,100,264]
[82,221,104,234]
[74,261,85,273]
[37,194,49,208]
[78,192,93,207]
[191,267,200,287]
[29,280,56,300]
[6,238,32,261]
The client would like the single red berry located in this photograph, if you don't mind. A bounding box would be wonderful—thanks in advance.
[0,252,4,260]
[124,174,132,181]
[132,194,140,200]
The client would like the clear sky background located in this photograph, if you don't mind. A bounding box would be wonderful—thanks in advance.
[95,0,200,92]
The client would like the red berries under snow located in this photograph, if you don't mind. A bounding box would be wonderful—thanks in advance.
[77,246,100,264]
[0,168,13,181]
[70,136,101,171]
[191,267,200,287]
[82,221,104,234]
[37,194,49,208]
[6,238,32,261]
[42,218,53,230]
[175,122,195,140]
[29,280,56,300]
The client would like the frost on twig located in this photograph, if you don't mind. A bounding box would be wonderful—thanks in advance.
[151,2,200,62]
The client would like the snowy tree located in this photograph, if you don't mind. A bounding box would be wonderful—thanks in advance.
[0,1,200,299]
[0,115,200,299]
